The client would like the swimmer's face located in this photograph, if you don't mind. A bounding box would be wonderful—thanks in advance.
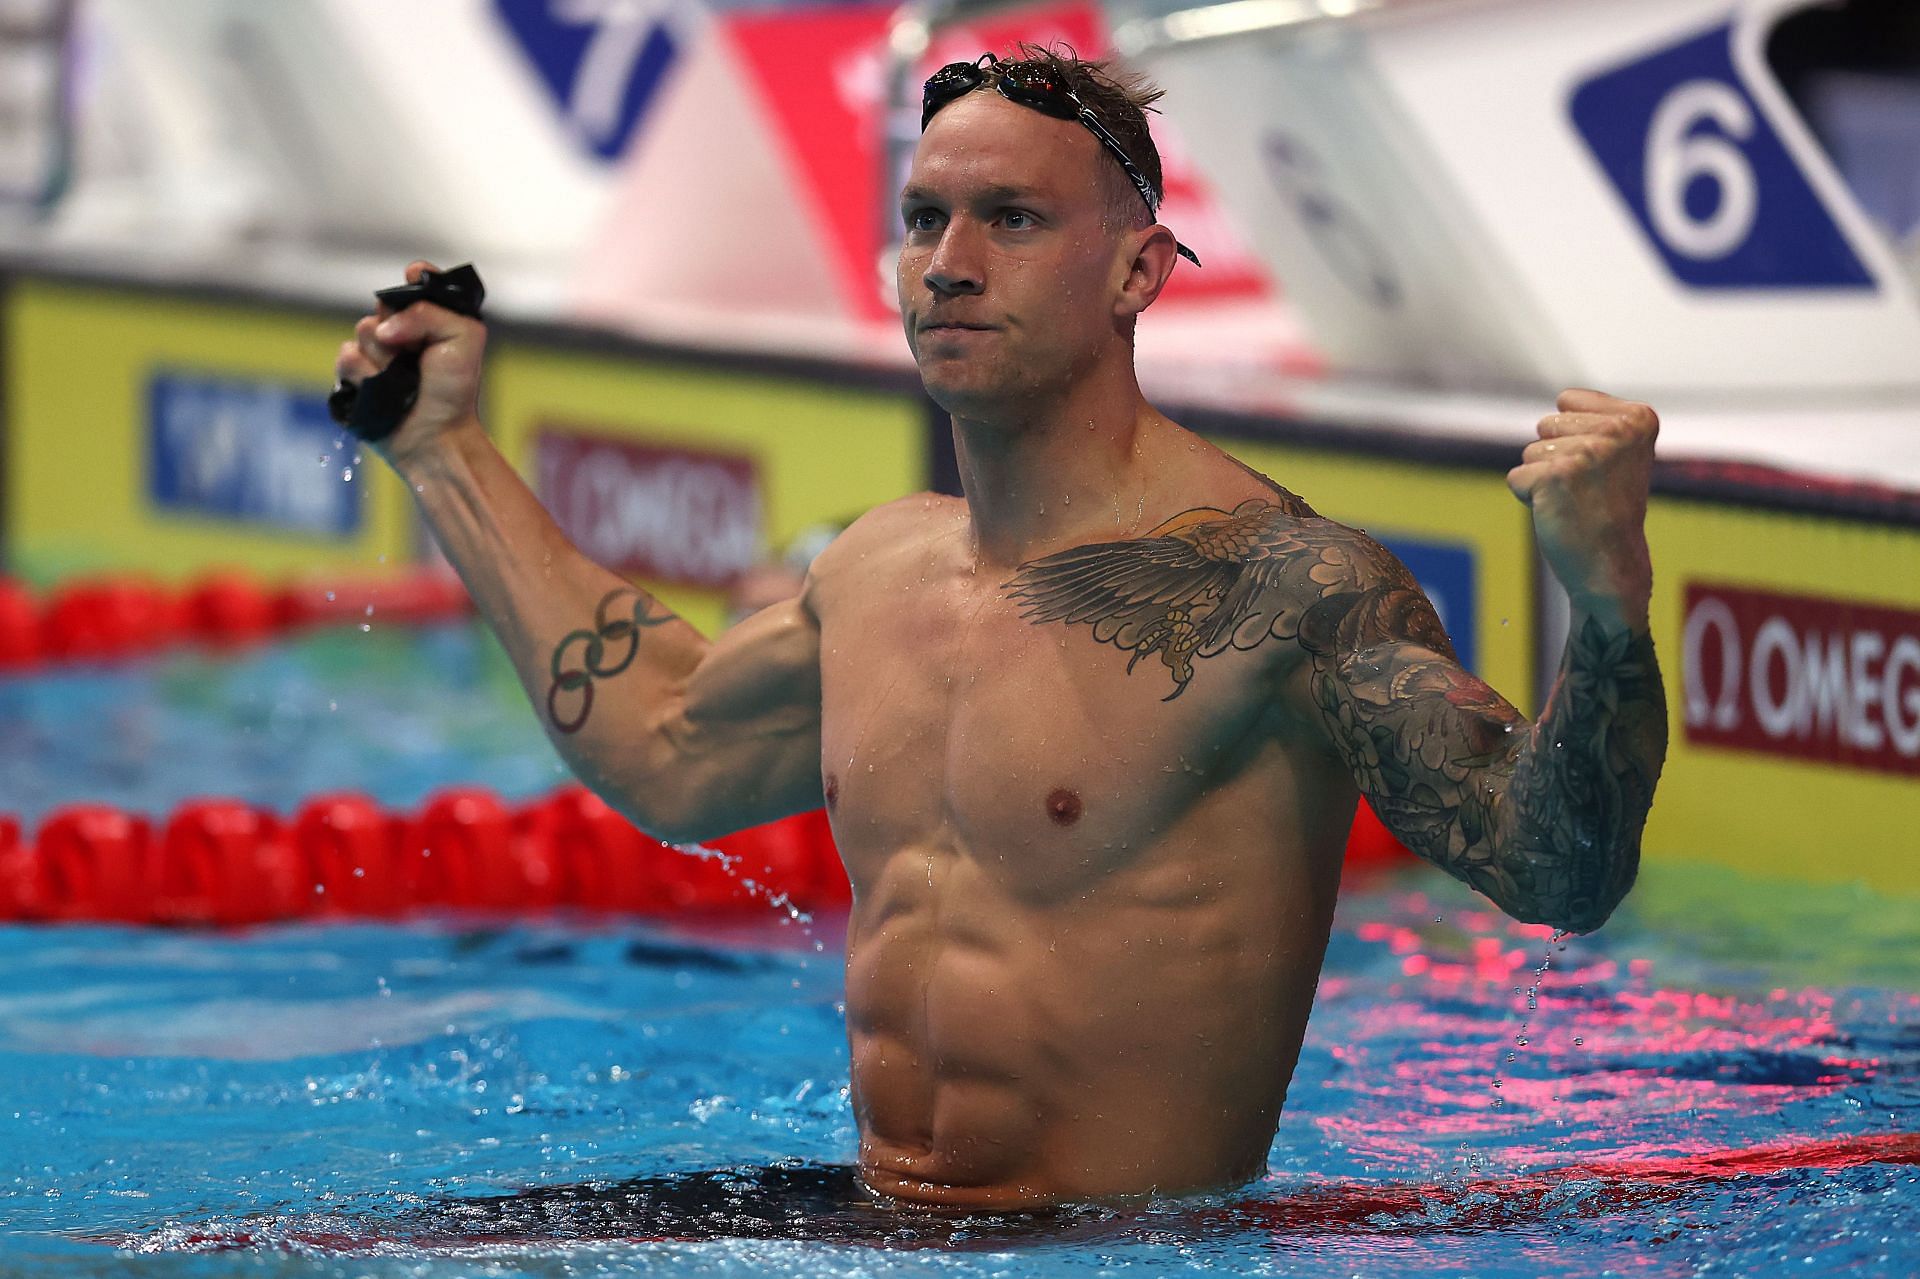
[898,92,1160,417]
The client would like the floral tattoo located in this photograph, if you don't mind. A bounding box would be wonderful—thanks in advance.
[1007,496,1666,932]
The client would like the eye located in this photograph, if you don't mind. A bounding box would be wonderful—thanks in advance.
[1001,209,1038,231]
[904,207,944,233]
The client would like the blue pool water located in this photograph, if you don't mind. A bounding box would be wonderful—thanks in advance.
[2,627,1917,1277]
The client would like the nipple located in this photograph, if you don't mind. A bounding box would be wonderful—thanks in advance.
[825,774,840,811]
[1046,788,1083,827]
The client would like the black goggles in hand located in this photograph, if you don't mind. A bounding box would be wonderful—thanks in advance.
[920,55,1202,268]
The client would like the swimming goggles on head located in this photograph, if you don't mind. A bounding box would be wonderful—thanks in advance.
[920,53,1202,268]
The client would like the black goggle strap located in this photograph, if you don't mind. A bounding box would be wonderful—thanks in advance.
[1069,105,1202,267]
[918,57,1201,268]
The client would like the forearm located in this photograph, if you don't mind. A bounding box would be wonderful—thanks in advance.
[393,421,711,812]
[1494,609,1667,932]
[1309,593,1666,933]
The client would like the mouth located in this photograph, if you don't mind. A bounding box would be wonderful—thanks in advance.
[918,321,998,334]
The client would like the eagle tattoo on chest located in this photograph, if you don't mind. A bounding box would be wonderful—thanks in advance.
[1003,495,1455,700]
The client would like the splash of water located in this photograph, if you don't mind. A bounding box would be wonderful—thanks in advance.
[664,841,825,947]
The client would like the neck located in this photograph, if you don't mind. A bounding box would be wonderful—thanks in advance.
[951,360,1161,566]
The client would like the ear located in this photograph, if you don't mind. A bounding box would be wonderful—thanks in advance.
[1113,224,1181,323]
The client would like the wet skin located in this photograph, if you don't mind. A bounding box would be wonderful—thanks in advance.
[338,89,1663,1211]
[810,479,1353,1207]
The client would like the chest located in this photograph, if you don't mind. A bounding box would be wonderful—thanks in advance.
[816,568,1292,888]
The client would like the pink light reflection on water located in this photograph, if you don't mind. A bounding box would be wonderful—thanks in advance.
[1312,884,1890,1179]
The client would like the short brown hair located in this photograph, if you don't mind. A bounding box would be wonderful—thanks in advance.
[985,44,1168,229]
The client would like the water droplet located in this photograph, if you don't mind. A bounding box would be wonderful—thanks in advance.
[359,623,372,633]
[324,591,337,602]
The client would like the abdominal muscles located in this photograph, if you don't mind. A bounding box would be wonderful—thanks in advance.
[842,839,1312,1208]
[845,850,1047,1197]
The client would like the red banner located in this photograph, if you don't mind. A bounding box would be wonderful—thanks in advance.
[1682,582,1920,777]
[534,430,761,588]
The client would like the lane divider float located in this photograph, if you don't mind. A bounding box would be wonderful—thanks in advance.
[0,786,848,927]
[0,570,473,669]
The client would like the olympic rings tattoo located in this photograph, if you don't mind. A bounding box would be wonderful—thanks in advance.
[546,588,674,735]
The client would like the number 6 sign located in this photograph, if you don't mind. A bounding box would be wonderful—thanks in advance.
[1570,22,1874,290]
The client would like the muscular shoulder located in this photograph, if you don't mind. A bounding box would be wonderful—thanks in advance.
[801,492,965,612]
[1291,521,1458,664]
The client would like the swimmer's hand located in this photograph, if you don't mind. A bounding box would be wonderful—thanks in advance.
[333,260,489,469]
[1506,389,1657,633]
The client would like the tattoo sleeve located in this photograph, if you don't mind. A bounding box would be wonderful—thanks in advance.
[1301,575,1666,933]
[1006,497,1668,932]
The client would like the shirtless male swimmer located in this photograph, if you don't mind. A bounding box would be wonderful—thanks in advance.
[334,50,1668,1212]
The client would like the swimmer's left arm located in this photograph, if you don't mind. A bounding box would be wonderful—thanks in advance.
[1003,393,1665,931]
[1301,569,1666,934]
[1304,390,1668,933]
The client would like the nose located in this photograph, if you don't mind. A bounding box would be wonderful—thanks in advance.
[923,220,984,298]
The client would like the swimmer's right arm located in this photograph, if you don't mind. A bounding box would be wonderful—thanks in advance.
[336,262,823,842]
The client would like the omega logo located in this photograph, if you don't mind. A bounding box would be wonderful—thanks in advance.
[1681,584,1920,774]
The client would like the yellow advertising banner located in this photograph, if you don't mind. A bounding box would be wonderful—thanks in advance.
[1207,436,1538,717]
[1644,498,1920,894]
[4,279,415,583]
[484,345,926,636]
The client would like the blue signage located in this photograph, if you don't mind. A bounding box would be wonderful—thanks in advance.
[147,371,360,537]
[491,0,679,162]
[1377,534,1477,674]
[1570,23,1874,291]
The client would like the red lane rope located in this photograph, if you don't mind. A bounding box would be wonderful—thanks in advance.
[0,570,473,668]
[0,786,848,926]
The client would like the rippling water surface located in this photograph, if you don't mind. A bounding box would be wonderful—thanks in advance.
[2,627,1916,1276]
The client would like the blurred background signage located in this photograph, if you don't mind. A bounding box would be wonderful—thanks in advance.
[146,371,360,539]
[1682,582,1920,778]
[1570,21,1876,290]
[489,0,687,161]
[534,429,761,587]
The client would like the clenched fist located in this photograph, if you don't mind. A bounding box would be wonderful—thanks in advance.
[1507,389,1658,632]
[333,260,488,468]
